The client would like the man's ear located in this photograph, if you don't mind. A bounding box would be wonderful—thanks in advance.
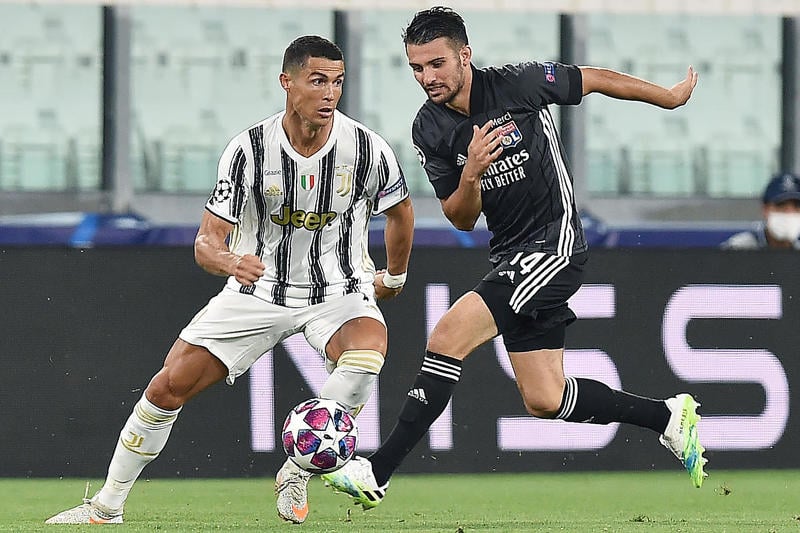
[279,72,290,91]
[460,45,472,67]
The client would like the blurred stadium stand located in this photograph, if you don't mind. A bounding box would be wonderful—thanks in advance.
[0,2,794,244]
[0,210,754,248]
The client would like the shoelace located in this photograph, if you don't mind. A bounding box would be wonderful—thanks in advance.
[81,481,122,520]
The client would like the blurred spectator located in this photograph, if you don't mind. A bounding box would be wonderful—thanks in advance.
[721,172,800,250]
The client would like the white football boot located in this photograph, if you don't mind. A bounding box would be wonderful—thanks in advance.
[45,496,123,525]
[660,393,708,488]
[275,459,313,523]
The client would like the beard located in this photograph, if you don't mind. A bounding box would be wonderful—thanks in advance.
[426,85,456,104]
[425,65,466,105]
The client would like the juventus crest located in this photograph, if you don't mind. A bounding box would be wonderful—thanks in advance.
[335,164,353,196]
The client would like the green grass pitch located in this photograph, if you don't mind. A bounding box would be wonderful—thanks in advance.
[2,470,798,532]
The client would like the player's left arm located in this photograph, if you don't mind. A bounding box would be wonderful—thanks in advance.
[579,65,698,109]
[375,197,414,300]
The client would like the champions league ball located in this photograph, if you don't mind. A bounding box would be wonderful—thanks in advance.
[281,398,358,474]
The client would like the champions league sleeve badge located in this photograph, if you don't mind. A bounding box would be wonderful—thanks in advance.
[543,62,557,83]
[210,178,233,205]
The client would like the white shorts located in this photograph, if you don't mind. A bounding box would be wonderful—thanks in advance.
[179,286,385,385]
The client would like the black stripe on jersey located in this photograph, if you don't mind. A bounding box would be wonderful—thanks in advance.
[272,147,297,306]
[229,146,247,220]
[240,125,267,296]
[351,127,371,202]
[374,152,409,211]
[338,127,372,294]
[377,152,390,192]
[308,147,336,304]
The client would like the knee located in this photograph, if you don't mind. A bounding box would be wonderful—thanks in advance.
[425,336,445,356]
[327,318,387,360]
[145,370,186,411]
[521,395,562,419]
[426,318,491,360]
[426,330,461,358]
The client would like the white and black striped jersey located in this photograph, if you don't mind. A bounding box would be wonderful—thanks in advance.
[412,62,587,264]
[206,110,409,307]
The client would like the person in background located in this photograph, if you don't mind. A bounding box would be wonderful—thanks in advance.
[721,172,800,250]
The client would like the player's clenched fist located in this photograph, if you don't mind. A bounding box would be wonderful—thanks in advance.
[374,269,404,301]
[233,253,265,285]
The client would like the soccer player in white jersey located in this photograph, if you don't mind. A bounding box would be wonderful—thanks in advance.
[45,35,414,526]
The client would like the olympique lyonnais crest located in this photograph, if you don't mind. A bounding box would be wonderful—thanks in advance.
[492,111,523,150]
[300,174,316,190]
[498,120,523,149]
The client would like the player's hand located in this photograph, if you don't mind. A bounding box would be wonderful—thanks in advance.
[665,66,698,109]
[233,254,265,286]
[465,120,504,179]
[374,269,403,301]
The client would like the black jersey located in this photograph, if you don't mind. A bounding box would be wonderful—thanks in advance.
[412,62,587,263]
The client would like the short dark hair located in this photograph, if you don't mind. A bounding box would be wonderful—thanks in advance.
[282,35,343,73]
[403,6,468,47]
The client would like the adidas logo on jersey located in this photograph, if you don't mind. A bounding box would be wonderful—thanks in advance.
[265,185,282,197]
[456,154,468,167]
[407,388,428,404]
[497,270,515,281]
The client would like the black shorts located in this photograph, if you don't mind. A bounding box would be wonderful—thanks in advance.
[474,251,588,352]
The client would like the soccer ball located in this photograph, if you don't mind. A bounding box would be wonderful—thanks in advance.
[281,397,358,474]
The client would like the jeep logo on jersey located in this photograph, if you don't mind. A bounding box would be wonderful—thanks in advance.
[271,206,337,230]
[335,164,353,196]
[300,174,316,190]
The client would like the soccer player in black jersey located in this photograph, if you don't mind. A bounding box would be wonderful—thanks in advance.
[322,6,707,507]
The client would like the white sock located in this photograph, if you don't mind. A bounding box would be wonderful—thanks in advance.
[320,350,383,415]
[94,394,181,511]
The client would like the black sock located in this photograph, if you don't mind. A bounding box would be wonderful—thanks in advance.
[369,351,462,486]
[556,377,670,433]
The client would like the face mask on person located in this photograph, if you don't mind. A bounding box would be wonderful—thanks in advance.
[766,212,800,242]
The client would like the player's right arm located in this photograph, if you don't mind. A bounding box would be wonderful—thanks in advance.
[440,121,503,231]
[194,211,264,286]
[195,135,263,286]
